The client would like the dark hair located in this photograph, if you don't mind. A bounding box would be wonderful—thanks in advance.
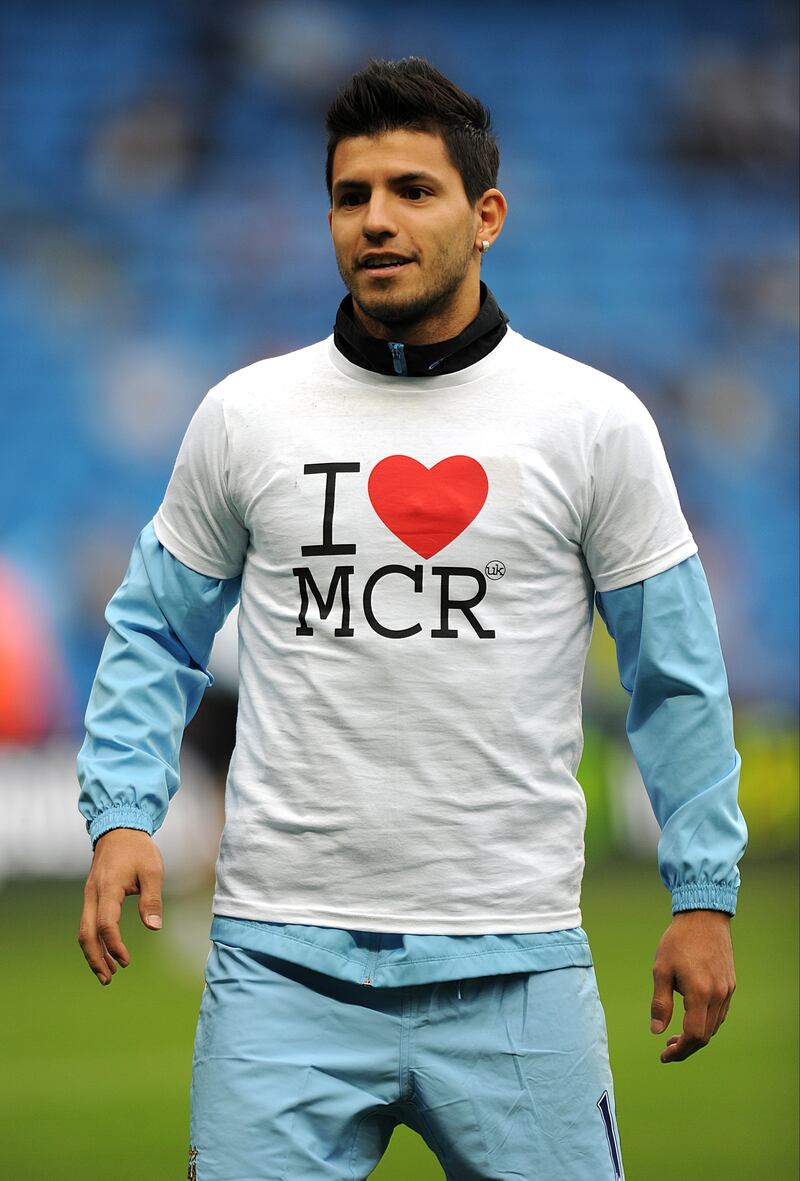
[325,57,499,205]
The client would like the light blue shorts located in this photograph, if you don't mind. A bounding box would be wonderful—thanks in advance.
[190,942,624,1180]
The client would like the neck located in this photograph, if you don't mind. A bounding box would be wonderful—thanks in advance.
[333,282,509,379]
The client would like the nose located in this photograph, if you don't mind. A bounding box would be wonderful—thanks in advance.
[361,192,398,241]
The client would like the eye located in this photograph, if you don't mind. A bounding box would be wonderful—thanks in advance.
[339,192,365,207]
[403,187,429,200]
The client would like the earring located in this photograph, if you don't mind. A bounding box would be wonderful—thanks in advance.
[481,240,491,253]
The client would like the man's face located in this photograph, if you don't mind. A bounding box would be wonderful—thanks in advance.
[328,129,480,335]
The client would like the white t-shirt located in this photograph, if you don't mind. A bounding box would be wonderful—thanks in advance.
[154,327,696,933]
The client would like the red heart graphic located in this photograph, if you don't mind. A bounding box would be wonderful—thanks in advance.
[368,455,489,559]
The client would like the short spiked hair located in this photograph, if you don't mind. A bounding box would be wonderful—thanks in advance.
[325,57,499,206]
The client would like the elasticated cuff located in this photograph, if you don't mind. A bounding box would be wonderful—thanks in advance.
[88,805,155,847]
[671,882,738,916]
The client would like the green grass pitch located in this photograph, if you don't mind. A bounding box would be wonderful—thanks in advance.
[0,859,796,1179]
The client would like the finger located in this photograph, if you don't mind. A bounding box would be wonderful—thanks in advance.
[96,886,130,967]
[711,989,735,1036]
[660,994,710,1062]
[705,998,724,1041]
[99,938,118,977]
[78,886,112,985]
[650,967,674,1034]
[661,1035,706,1063]
[137,866,164,931]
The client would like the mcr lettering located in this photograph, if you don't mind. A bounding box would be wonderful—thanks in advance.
[292,460,496,639]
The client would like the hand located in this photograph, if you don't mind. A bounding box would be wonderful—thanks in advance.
[78,828,164,986]
[650,909,736,1063]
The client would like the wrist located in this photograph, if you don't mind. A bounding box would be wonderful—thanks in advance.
[95,827,154,844]
[672,909,731,923]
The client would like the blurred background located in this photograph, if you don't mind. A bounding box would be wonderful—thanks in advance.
[0,0,797,1177]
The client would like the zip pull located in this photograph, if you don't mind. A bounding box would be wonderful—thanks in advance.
[387,341,408,375]
[362,933,380,986]
[457,980,462,1001]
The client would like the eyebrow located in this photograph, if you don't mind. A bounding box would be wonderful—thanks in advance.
[332,171,439,196]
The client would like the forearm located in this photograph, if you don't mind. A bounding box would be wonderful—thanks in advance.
[77,521,240,843]
[76,617,211,843]
[596,554,748,913]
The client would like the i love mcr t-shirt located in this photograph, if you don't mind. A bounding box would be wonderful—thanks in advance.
[154,327,697,934]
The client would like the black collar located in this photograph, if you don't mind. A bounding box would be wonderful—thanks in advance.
[333,283,509,377]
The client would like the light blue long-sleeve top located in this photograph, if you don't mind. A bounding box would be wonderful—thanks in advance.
[77,522,746,987]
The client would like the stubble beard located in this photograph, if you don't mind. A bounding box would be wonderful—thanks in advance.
[338,232,475,331]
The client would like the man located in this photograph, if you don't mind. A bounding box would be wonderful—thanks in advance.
[77,58,746,1181]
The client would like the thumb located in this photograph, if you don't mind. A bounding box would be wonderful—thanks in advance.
[650,969,674,1034]
[138,872,163,931]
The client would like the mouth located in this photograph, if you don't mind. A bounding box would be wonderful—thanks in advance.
[359,255,415,278]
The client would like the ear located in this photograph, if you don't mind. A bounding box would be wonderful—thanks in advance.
[474,188,507,251]
[327,208,333,234]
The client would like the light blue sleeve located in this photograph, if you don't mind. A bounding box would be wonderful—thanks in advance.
[595,554,747,915]
[77,520,241,845]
